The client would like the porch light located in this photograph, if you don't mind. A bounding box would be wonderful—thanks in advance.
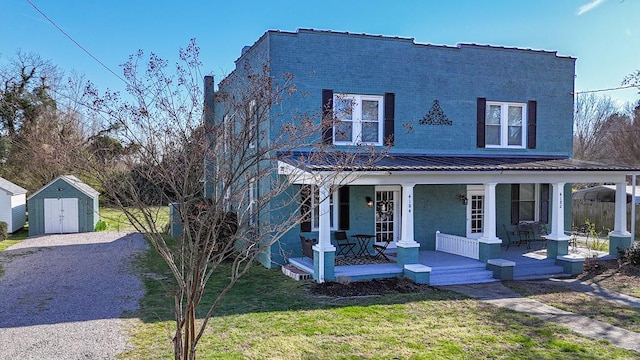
[366,196,374,207]
[458,194,468,205]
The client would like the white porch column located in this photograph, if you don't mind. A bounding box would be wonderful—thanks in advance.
[612,182,631,236]
[478,183,501,262]
[399,183,418,246]
[609,182,632,256]
[313,184,336,283]
[547,182,570,240]
[479,183,499,241]
[547,183,569,240]
[545,182,570,260]
[396,183,420,267]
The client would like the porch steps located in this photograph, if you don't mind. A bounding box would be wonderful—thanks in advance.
[428,263,497,286]
[282,264,312,281]
[513,259,569,280]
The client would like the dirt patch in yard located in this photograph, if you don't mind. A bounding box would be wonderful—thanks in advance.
[576,259,640,298]
[309,277,435,297]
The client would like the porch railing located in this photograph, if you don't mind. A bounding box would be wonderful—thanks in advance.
[435,231,479,260]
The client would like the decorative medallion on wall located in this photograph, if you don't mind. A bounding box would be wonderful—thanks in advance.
[419,100,452,126]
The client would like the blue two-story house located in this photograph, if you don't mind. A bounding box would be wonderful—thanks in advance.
[207,29,638,285]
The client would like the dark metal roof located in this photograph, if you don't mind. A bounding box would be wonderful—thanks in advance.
[277,152,640,173]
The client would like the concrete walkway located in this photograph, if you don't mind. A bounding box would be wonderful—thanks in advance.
[545,278,640,309]
[444,282,640,353]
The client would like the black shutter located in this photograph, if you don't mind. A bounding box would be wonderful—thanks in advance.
[322,89,333,145]
[511,184,520,225]
[540,183,550,224]
[384,92,395,146]
[338,186,350,230]
[477,98,486,148]
[527,100,537,149]
[300,185,311,232]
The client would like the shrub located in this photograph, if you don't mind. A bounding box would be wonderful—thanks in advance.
[95,220,107,232]
[620,242,640,266]
[0,222,7,241]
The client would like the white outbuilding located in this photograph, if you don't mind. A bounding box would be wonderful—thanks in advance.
[0,177,28,233]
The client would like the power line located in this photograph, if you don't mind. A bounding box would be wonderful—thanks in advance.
[25,0,129,86]
[574,84,637,95]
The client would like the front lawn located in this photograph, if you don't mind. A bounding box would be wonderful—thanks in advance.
[121,246,638,359]
[505,280,640,333]
[0,228,28,252]
[100,206,169,233]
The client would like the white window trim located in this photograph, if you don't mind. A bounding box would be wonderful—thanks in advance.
[248,178,257,227]
[333,93,384,146]
[311,186,338,231]
[248,99,257,149]
[485,101,527,149]
[222,113,231,154]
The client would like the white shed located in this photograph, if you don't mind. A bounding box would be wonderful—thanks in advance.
[0,177,28,233]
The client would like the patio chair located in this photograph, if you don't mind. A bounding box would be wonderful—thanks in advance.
[334,231,357,257]
[531,222,549,248]
[300,235,317,260]
[502,224,521,250]
[372,237,392,261]
[517,222,534,249]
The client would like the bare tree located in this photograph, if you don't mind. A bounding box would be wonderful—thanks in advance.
[573,93,619,161]
[80,40,383,359]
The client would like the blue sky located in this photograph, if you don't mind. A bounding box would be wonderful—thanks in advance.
[2,0,639,105]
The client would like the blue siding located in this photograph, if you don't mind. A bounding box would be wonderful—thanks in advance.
[265,30,575,157]
[414,185,467,249]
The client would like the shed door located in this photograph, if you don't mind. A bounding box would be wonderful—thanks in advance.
[44,198,79,234]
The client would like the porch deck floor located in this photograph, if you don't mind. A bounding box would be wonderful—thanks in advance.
[287,245,592,284]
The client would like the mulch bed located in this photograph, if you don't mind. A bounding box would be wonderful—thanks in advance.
[309,277,434,297]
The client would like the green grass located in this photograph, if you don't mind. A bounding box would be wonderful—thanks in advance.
[0,228,29,251]
[121,246,639,359]
[100,206,169,233]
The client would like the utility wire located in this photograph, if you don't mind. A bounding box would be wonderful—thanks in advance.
[574,84,637,95]
[25,0,129,86]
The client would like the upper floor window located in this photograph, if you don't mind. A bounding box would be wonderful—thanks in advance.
[248,99,257,149]
[322,90,394,147]
[333,94,384,146]
[248,178,257,227]
[485,101,527,148]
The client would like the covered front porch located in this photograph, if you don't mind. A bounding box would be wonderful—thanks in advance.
[287,234,616,285]
[278,153,639,284]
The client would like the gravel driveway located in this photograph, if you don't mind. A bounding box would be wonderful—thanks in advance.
[0,232,147,359]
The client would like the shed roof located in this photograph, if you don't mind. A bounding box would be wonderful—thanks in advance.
[0,177,28,196]
[27,175,99,200]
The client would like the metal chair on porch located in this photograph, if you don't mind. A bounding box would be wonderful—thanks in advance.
[300,235,317,260]
[372,237,393,261]
[502,224,521,250]
[334,231,357,257]
[530,222,549,248]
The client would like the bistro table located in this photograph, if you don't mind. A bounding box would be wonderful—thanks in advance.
[352,234,375,257]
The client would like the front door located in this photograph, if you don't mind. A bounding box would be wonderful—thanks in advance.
[466,186,484,239]
[375,186,400,245]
